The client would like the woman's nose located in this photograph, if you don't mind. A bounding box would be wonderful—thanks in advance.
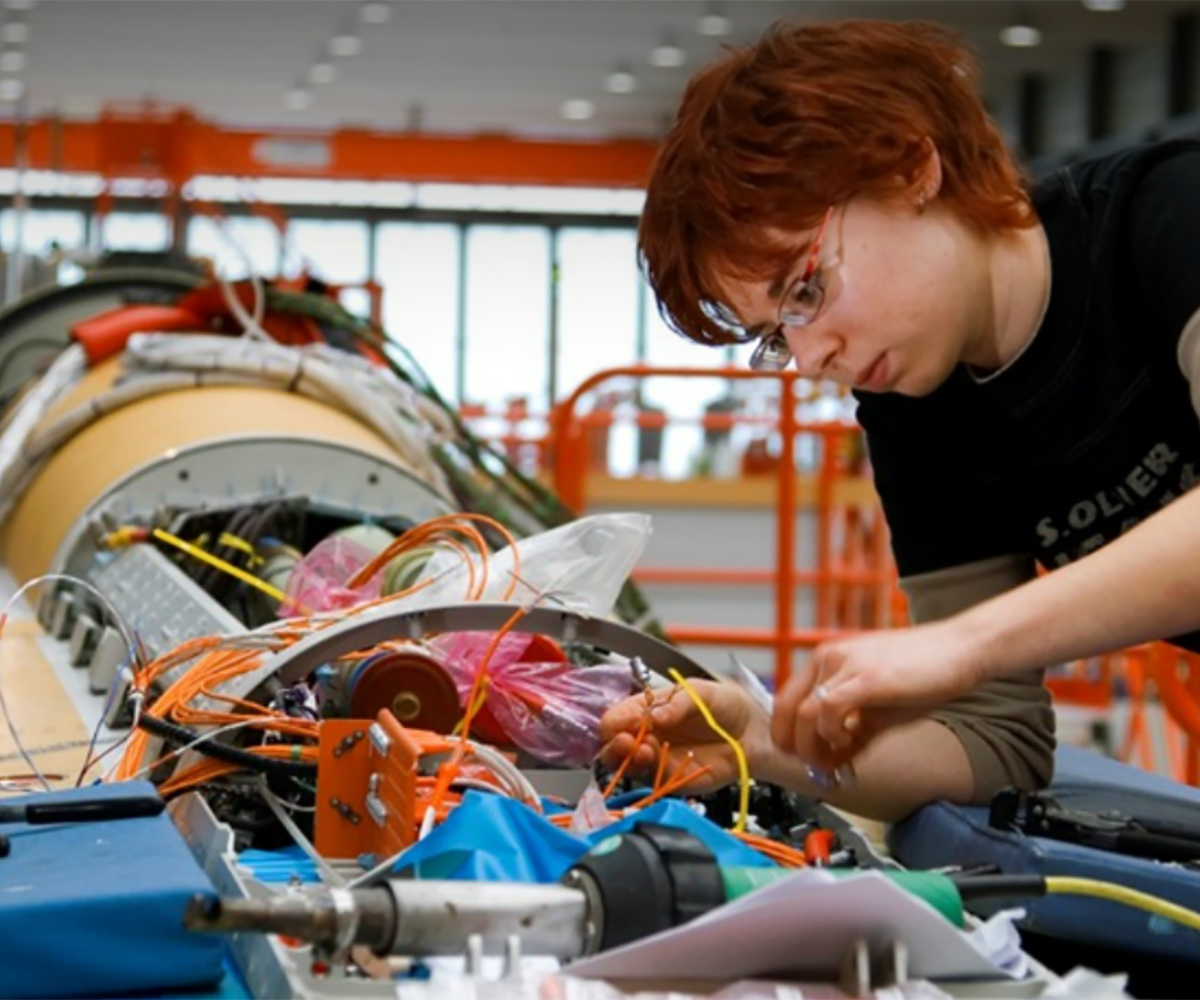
[785,328,840,378]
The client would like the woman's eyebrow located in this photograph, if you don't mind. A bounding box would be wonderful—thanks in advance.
[767,263,795,300]
[766,232,818,299]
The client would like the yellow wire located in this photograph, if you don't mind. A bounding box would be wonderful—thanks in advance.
[668,668,750,833]
[152,528,288,604]
[217,532,263,566]
[452,676,490,737]
[1046,876,1200,934]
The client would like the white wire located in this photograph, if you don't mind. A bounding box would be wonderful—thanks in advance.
[433,736,542,811]
[75,648,138,786]
[123,716,264,783]
[255,774,347,887]
[0,572,143,791]
[217,268,270,342]
[0,329,455,528]
[123,334,447,489]
[0,343,85,521]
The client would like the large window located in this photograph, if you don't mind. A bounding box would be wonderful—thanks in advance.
[0,208,86,255]
[100,212,170,252]
[285,219,370,287]
[556,228,640,399]
[375,222,460,403]
[641,281,733,478]
[462,225,550,411]
[556,228,641,475]
[187,215,281,278]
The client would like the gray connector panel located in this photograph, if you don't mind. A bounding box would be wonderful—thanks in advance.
[90,544,245,661]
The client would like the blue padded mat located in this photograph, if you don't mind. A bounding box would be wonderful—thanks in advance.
[890,746,1200,964]
[0,781,226,998]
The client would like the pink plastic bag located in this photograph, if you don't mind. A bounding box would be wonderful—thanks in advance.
[430,632,634,766]
[281,536,384,616]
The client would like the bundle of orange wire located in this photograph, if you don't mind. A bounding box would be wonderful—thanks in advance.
[108,511,529,789]
[347,512,520,598]
[111,640,319,784]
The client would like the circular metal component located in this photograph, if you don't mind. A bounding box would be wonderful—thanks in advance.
[348,649,461,732]
[42,435,451,584]
[391,691,422,722]
[560,868,606,956]
[1,351,454,584]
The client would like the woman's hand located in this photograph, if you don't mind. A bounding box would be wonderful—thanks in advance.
[772,618,985,770]
[597,680,771,793]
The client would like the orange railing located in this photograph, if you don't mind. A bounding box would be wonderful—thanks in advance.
[547,365,898,686]
[1152,645,1200,785]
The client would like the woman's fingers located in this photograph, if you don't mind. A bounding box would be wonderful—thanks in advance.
[771,660,817,752]
[811,677,866,750]
[597,695,649,743]
[597,732,660,771]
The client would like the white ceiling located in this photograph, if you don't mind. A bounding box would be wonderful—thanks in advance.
[8,0,1200,140]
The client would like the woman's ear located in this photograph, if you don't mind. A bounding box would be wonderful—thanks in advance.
[912,139,943,213]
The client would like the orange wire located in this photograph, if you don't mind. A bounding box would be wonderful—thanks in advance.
[602,712,652,799]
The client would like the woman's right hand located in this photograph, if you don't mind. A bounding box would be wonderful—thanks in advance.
[596,679,770,793]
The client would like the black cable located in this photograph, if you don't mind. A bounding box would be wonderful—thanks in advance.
[950,874,1048,903]
[136,712,317,779]
[199,505,258,594]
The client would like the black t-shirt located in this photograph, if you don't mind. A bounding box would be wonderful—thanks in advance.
[855,140,1200,647]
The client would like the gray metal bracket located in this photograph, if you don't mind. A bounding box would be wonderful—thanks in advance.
[259,601,713,693]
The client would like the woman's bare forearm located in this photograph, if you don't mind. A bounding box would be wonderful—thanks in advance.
[961,488,1200,683]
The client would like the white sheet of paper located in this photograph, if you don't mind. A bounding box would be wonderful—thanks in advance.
[568,869,1016,983]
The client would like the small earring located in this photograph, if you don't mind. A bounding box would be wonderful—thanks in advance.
[915,192,928,213]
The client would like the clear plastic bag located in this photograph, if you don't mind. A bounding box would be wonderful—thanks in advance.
[418,512,652,616]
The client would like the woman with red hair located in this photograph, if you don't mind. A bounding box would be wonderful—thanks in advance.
[600,19,1200,820]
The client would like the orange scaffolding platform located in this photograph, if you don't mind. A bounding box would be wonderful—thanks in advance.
[547,365,899,688]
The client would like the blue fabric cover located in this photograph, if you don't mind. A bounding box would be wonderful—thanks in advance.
[392,791,777,882]
[0,781,225,998]
[890,746,1200,963]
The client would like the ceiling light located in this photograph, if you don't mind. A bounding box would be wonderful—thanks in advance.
[650,38,686,68]
[330,34,362,57]
[698,6,731,37]
[2,20,28,44]
[999,24,1042,47]
[0,77,24,100]
[283,87,312,111]
[605,66,637,94]
[1082,0,1125,9]
[307,61,338,85]
[0,49,25,73]
[360,2,390,25]
[561,99,595,121]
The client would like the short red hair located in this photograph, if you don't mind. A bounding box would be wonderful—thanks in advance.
[639,19,1034,347]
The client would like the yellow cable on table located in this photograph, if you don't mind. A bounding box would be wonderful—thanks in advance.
[668,667,750,833]
[152,528,289,604]
[1045,876,1200,934]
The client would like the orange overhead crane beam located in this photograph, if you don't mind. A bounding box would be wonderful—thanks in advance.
[0,105,660,188]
